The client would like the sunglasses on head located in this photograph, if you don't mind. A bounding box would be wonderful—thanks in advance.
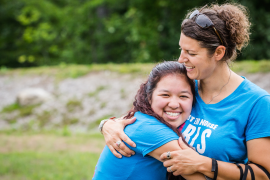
[189,9,224,45]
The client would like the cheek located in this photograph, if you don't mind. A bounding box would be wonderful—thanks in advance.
[183,99,193,112]
[151,97,166,111]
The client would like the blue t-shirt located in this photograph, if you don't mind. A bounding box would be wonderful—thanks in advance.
[182,77,270,163]
[93,111,179,180]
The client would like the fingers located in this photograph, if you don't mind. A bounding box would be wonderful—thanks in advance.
[108,144,122,158]
[163,158,174,168]
[102,116,136,158]
[115,141,135,157]
[160,151,173,162]
[173,170,181,176]
[120,133,136,148]
[167,166,181,176]
[167,166,174,173]
[123,117,136,126]
[105,135,134,157]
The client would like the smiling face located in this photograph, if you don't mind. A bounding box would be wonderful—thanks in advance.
[178,33,218,80]
[150,74,193,128]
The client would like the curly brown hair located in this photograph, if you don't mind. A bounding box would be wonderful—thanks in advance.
[181,3,251,62]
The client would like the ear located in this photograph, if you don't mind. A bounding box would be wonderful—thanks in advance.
[214,46,226,61]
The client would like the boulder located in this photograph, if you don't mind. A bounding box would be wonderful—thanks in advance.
[17,88,53,106]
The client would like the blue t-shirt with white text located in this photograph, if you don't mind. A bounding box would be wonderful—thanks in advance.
[182,77,270,163]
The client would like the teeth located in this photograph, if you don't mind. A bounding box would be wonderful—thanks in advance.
[166,112,180,117]
[186,66,194,69]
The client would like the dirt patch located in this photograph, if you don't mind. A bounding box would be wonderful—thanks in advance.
[0,134,105,153]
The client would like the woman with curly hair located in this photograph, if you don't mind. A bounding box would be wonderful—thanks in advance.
[100,3,270,180]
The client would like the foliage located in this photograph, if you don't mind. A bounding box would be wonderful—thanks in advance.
[1,0,270,67]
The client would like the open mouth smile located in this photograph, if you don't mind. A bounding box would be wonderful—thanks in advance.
[165,111,181,117]
[185,66,195,69]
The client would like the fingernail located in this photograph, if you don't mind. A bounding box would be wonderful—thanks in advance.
[118,155,122,158]
[132,143,136,147]
[132,152,135,155]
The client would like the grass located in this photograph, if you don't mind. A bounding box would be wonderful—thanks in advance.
[62,117,79,126]
[1,61,270,80]
[100,102,107,109]
[230,60,270,73]
[0,132,105,180]
[36,110,52,128]
[1,103,40,118]
[0,63,154,80]
[88,85,107,97]
[0,152,99,180]
[66,99,83,112]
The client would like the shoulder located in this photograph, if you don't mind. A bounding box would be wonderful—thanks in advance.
[132,111,174,131]
[128,112,179,156]
[233,77,270,104]
[126,111,178,140]
[240,77,269,96]
[134,111,161,124]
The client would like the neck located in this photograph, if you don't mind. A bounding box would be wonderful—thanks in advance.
[198,62,244,104]
[200,63,231,92]
[199,62,234,104]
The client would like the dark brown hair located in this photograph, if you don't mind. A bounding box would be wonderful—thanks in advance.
[181,3,251,62]
[125,61,195,179]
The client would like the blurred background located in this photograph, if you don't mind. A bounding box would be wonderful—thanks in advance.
[0,0,270,179]
[1,0,270,68]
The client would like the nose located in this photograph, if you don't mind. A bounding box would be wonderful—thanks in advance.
[168,97,180,110]
[178,50,187,63]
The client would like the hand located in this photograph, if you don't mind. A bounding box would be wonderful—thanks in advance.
[102,116,137,158]
[160,137,207,176]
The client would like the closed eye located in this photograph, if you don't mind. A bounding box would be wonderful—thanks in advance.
[180,95,188,98]
[160,94,169,97]
[187,51,196,56]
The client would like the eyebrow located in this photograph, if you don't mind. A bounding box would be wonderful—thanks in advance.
[158,89,192,94]
[179,47,197,53]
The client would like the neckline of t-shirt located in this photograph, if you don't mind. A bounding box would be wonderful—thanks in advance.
[195,76,247,107]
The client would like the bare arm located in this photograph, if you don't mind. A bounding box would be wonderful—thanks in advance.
[161,137,270,180]
[101,117,137,158]
[148,140,206,180]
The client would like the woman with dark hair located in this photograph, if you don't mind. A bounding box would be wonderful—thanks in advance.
[93,61,197,180]
[100,3,270,180]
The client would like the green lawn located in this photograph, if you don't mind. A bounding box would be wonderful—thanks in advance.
[1,60,270,80]
[0,132,105,180]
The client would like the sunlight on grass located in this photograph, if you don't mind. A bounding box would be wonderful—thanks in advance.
[0,152,100,180]
[0,63,155,80]
[1,61,270,79]
[230,60,270,73]
[0,132,105,180]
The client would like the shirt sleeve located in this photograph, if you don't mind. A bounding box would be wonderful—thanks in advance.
[246,95,270,141]
[125,115,179,157]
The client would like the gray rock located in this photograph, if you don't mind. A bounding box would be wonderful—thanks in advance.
[16,88,53,106]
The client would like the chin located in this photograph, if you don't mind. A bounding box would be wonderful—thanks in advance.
[168,122,181,129]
